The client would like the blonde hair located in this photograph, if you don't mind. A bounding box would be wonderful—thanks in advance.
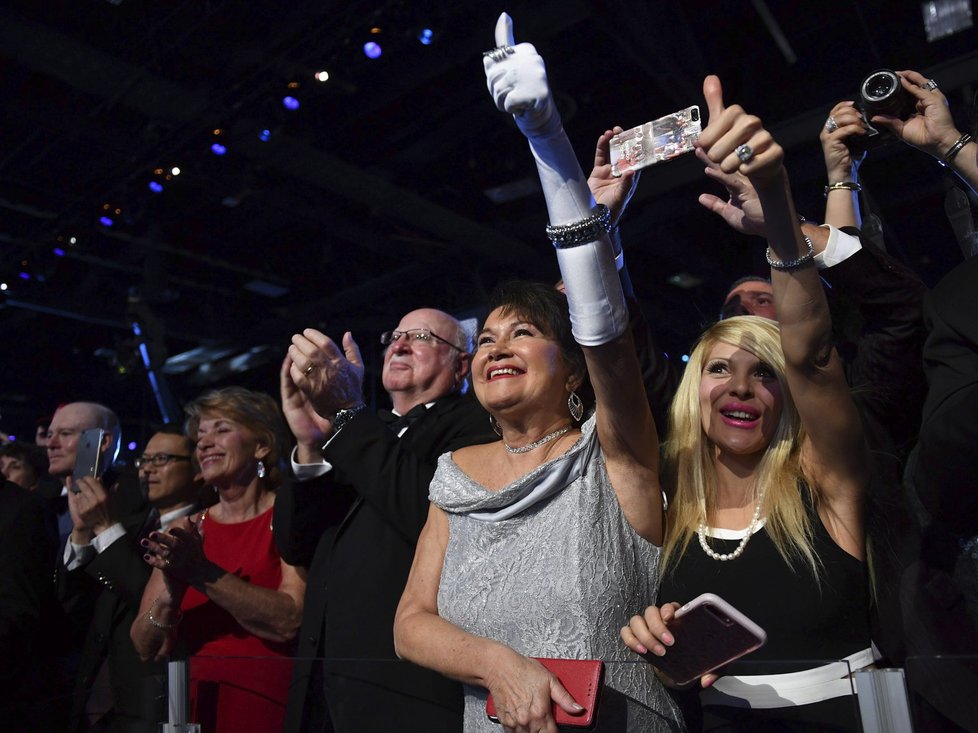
[661,316,819,576]
[184,387,290,488]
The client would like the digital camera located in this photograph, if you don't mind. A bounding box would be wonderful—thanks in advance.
[848,69,918,152]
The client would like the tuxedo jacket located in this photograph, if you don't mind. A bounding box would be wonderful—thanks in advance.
[55,505,165,733]
[0,481,61,732]
[274,391,497,733]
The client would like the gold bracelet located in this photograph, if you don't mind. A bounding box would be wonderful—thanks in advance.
[147,596,182,630]
[824,181,862,197]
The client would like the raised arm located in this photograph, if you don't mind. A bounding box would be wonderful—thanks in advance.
[486,13,662,543]
[697,76,868,553]
[820,101,866,228]
[872,70,978,193]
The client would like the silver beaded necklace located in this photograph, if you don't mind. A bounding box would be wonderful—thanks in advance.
[504,426,571,454]
[696,496,765,562]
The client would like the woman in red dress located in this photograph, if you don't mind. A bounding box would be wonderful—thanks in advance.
[131,387,305,732]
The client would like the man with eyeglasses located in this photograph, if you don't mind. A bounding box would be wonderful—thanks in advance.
[275,307,497,733]
[137,428,202,530]
[49,402,164,733]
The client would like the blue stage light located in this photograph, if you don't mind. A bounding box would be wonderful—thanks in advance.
[128,441,137,451]
[364,41,382,59]
[419,28,434,45]
[681,354,690,363]
[148,181,164,193]
[18,272,30,280]
[282,96,300,110]
[99,216,114,227]
[211,143,227,156]
[53,247,66,257]
[258,129,272,141]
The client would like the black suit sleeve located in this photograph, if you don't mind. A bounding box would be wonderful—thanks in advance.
[910,255,978,534]
[323,398,496,542]
[273,472,355,567]
[820,232,928,454]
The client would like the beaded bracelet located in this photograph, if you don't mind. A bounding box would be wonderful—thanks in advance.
[824,181,862,197]
[147,596,182,630]
[545,204,613,248]
[766,235,815,271]
[941,133,974,167]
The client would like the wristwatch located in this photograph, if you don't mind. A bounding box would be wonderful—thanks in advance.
[331,403,367,433]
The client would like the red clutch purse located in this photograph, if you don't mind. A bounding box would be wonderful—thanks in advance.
[486,657,604,729]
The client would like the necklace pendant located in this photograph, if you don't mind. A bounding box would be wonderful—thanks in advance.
[503,425,572,454]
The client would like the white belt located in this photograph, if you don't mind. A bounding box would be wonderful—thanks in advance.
[700,648,875,709]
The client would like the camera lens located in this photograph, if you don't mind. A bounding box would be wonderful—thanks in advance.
[863,71,897,102]
[690,107,700,122]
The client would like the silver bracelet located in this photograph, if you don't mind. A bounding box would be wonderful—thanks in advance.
[545,204,613,248]
[147,596,182,630]
[941,133,974,167]
[766,235,815,271]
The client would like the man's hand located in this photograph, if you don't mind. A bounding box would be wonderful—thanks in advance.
[287,329,365,421]
[871,70,961,158]
[67,475,116,543]
[280,355,334,463]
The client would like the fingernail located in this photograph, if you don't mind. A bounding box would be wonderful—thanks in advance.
[654,645,666,657]
[143,554,151,561]
[571,703,584,711]
[635,644,648,654]
[662,632,674,646]
[140,539,149,547]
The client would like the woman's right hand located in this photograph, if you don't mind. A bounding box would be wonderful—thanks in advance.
[621,603,717,689]
[820,100,867,182]
[485,652,583,733]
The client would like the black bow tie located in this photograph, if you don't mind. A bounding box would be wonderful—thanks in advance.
[379,403,429,434]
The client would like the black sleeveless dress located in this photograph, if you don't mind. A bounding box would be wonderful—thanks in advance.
[660,502,870,732]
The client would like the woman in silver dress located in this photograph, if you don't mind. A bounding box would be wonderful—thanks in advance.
[393,13,683,733]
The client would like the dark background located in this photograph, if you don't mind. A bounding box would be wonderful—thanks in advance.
[2,0,976,454]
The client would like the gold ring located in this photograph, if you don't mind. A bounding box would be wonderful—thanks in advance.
[304,364,315,376]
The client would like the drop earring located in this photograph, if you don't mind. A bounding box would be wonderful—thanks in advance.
[257,460,267,479]
[568,391,584,422]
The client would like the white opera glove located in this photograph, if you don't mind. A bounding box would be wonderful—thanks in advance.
[483,15,560,139]
[484,13,627,345]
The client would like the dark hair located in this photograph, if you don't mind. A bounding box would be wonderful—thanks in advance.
[725,274,771,295]
[0,440,49,479]
[484,280,594,419]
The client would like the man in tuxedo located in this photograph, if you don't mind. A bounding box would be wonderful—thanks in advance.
[51,402,163,733]
[275,308,497,733]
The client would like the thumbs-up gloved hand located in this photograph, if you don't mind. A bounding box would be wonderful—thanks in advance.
[483,12,560,139]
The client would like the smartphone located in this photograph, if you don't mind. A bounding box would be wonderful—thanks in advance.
[650,593,766,686]
[71,427,106,488]
[610,105,701,177]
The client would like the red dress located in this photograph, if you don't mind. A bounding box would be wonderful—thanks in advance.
[179,506,294,732]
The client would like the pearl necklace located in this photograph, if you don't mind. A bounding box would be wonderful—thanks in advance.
[504,426,571,454]
[697,499,764,562]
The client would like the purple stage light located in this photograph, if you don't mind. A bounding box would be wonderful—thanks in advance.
[211,143,227,155]
[18,272,30,280]
[99,216,114,227]
[53,247,65,256]
[148,181,164,193]
[363,41,382,59]
[128,441,137,451]
[282,96,300,110]
[259,129,272,141]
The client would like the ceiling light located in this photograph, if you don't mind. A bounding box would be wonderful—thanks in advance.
[314,70,330,82]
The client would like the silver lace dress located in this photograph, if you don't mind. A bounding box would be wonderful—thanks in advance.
[431,415,684,732]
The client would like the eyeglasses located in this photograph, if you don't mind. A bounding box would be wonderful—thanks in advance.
[135,453,192,469]
[380,328,463,352]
